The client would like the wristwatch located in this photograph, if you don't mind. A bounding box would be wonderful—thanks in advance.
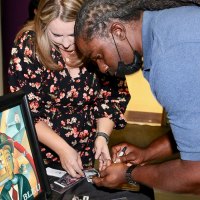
[125,164,138,186]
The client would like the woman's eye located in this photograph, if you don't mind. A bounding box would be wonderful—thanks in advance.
[53,33,62,37]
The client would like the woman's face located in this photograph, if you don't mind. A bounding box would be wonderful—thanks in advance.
[47,18,75,52]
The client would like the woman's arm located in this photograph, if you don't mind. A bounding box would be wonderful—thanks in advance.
[93,70,130,169]
[93,69,130,130]
[35,121,84,177]
[95,117,114,170]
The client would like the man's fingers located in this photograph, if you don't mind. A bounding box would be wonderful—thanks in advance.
[112,145,127,162]
[120,154,140,165]
[112,145,123,154]
[120,155,128,163]
[92,176,104,186]
[99,167,109,177]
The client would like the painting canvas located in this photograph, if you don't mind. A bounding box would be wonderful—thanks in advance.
[0,90,51,200]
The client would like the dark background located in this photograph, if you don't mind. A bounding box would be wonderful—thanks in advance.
[1,0,32,94]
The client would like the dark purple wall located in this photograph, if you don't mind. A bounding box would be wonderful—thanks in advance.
[2,0,31,94]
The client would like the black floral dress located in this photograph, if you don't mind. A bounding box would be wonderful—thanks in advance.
[8,31,130,168]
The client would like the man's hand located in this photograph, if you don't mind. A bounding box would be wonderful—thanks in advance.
[112,142,146,165]
[92,163,128,188]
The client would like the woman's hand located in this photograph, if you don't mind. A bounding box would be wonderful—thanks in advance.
[35,121,84,178]
[58,145,84,178]
[94,136,111,171]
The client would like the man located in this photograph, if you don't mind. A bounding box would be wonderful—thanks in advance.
[74,0,200,195]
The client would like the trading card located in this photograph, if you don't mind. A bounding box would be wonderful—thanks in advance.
[51,173,84,194]
[84,168,100,183]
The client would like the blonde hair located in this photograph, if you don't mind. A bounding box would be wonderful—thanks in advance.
[15,0,85,70]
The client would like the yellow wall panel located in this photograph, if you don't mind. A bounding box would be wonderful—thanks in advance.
[126,70,163,114]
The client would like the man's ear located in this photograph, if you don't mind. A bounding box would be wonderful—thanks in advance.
[110,22,126,40]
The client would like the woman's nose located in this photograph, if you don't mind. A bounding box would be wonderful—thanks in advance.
[96,60,109,73]
[62,38,74,50]
[62,42,73,50]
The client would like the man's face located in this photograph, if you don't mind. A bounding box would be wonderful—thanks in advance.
[76,35,134,75]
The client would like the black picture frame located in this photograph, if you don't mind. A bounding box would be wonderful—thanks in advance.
[0,90,51,199]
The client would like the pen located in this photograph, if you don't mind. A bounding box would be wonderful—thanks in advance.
[114,146,127,163]
[118,146,127,157]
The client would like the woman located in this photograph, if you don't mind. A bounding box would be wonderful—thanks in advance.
[8,0,130,178]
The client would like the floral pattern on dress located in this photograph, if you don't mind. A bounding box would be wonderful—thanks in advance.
[8,31,130,168]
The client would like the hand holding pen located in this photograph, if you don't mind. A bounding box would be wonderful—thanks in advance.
[112,142,147,166]
[113,146,127,163]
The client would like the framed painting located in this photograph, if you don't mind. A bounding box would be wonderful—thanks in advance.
[0,90,51,199]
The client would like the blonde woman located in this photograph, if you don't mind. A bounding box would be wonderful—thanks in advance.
[8,0,130,178]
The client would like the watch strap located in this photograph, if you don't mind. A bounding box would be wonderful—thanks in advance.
[125,164,138,186]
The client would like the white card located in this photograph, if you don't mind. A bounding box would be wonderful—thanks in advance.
[46,167,66,178]
[84,168,100,183]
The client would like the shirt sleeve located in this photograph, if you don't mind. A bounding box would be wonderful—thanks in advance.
[8,31,45,123]
[94,71,131,130]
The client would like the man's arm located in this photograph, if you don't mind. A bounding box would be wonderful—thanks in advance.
[93,133,199,195]
[134,159,200,194]
[141,131,178,163]
[126,133,199,194]
[93,159,200,195]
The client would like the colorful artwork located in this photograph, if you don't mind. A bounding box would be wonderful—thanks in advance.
[0,91,51,200]
[0,105,40,199]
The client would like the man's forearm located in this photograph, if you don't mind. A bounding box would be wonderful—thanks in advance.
[144,131,178,162]
[133,159,200,194]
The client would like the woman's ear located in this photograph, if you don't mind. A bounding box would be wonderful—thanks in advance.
[110,22,126,40]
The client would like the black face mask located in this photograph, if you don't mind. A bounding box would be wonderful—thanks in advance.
[115,50,143,78]
[111,33,143,78]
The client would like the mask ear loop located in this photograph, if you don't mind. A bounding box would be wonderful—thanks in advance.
[126,35,135,52]
[111,33,122,61]
[111,32,136,60]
